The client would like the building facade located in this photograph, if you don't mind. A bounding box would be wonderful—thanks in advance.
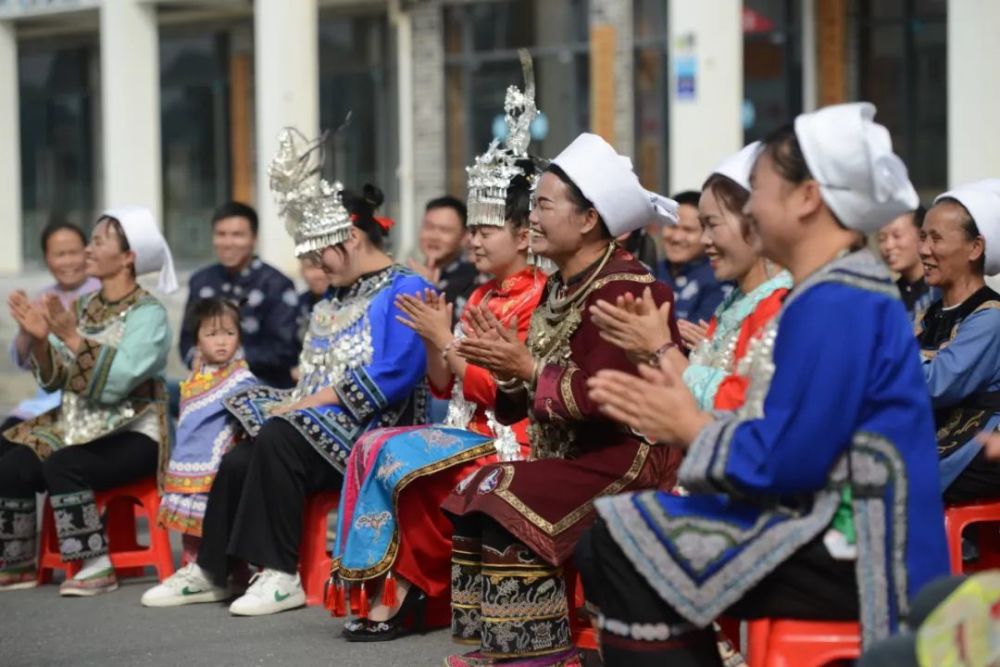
[1,0,998,276]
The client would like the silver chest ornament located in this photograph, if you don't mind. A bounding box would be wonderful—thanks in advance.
[60,313,137,445]
[733,317,780,420]
[293,293,375,400]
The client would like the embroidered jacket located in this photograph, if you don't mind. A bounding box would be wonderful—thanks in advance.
[495,245,682,461]
[916,285,1000,486]
[160,357,258,535]
[596,250,949,646]
[3,288,171,479]
[683,271,792,410]
[224,265,432,471]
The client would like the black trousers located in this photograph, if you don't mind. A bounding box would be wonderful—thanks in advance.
[575,518,859,667]
[196,418,342,587]
[0,430,158,565]
[943,449,1000,504]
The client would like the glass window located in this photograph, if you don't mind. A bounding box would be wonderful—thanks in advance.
[18,41,98,265]
[633,0,668,192]
[160,30,232,266]
[318,11,396,226]
[743,0,802,143]
[444,0,590,197]
[853,0,947,198]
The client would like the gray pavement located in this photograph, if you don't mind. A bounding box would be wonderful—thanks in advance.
[0,573,454,666]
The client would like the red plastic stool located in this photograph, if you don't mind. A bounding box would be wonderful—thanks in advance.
[37,477,175,583]
[746,619,860,667]
[565,564,599,651]
[944,500,1000,574]
[299,491,340,606]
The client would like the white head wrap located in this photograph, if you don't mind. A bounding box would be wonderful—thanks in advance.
[710,142,762,192]
[933,179,1000,276]
[794,102,918,233]
[550,133,679,235]
[101,206,178,293]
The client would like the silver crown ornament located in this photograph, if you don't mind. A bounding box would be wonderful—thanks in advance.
[465,49,540,228]
[268,127,353,258]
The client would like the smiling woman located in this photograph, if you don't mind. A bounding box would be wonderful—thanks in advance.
[656,190,731,329]
[916,180,1000,504]
[1,207,176,597]
[877,206,936,322]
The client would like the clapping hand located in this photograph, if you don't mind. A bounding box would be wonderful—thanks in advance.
[589,286,674,365]
[587,354,711,447]
[455,305,534,383]
[42,293,82,351]
[8,290,49,341]
[678,319,711,350]
[395,289,453,350]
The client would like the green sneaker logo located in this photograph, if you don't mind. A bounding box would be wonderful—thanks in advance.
[274,590,291,602]
[181,586,203,596]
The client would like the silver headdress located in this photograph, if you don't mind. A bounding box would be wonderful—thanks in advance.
[268,127,352,257]
[465,49,539,228]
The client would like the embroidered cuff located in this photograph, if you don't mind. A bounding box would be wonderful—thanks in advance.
[677,414,738,495]
[32,341,67,392]
[334,368,388,422]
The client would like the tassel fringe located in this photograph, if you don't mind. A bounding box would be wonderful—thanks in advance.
[382,571,398,608]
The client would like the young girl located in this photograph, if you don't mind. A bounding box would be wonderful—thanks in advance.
[158,298,257,565]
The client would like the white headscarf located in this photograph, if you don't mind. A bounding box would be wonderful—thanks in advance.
[550,133,679,234]
[933,179,1000,276]
[711,142,762,192]
[101,206,178,293]
[793,102,918,233]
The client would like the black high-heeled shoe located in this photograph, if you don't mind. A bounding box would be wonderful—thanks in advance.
[344,588,428,643]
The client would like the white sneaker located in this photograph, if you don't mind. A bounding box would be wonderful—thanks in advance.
[228,569,305,616]
[141,563,229,607]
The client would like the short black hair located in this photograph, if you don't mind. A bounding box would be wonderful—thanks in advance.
[40,220,87,256]
[671,190,702,208]
[912,204,927,229]
[425,196,468,228]
[211,201,259,236]
[189,297,242,341]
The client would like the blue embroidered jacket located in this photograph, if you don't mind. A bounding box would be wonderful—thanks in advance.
[597,250,949,646]
[224,266,431,471]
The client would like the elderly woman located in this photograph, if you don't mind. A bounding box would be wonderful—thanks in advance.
[2,207,175,595]
[916,180,1000,503]
[2,222,100,437]
[582,103,949,666]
